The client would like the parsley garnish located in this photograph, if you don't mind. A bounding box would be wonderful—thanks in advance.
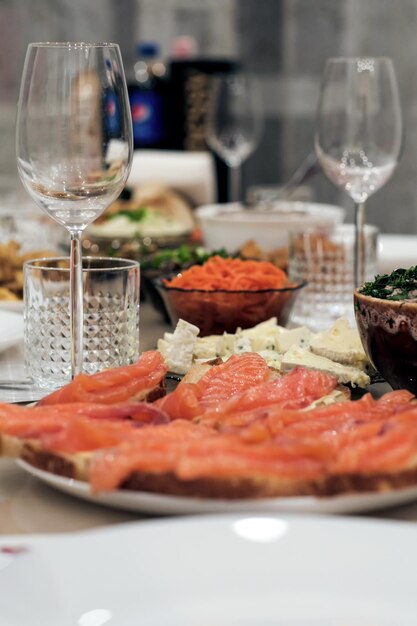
[141,245,229,270]
[108,207,147,222]
[360,266,417,300]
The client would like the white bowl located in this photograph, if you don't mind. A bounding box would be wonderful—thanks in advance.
[195,201,346,252]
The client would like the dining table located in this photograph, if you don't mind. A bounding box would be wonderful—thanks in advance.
[1,295,417,537]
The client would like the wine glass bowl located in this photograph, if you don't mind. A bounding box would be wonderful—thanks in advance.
[206,73,263,202]
[315,57,402,288]
[16,43,132,230]
[16,42,133,378]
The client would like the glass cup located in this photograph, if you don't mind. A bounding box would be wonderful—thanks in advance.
[24,257,140,388]
[287,224,378,331]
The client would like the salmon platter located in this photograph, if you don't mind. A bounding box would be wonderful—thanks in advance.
[4,349,417,512]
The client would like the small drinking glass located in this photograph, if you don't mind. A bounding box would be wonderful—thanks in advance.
[288,224,379,331]
[24,257,140,389]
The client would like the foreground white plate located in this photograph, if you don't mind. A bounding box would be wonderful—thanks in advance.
[0,310,23,352]
[18,459,417,515]
[1,513,417,624]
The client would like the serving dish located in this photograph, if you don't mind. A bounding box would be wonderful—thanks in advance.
[82,230,193,261]
[17,460,417,514]
[156,280,305,335]
[355,287,417,393]
[195,200,345,252]
[0,311,23,352]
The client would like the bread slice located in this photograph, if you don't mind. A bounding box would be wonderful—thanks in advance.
[10,415,417,499]
[22,441,92,481]
[118,466,417,499]
[14,437,417,499]
[181,358,223,384]
[0,432,91,481]
[137,379,166,403]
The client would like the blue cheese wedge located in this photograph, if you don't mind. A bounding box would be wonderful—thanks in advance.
[192,335,223,360]
[157,318,199,375]
[257,350,283,370]
[281,345,370,388]
[275,325,312,353]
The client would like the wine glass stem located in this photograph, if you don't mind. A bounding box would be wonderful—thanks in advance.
[229,164,241,203]
[354,201,366,289]
[70,230,84,378]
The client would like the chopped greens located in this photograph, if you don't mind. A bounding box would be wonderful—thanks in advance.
[141,244,230,271]
[360,266,417,301]
[108,207,147,222]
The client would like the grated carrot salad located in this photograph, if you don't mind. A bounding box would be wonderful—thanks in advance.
[163,256,292,291]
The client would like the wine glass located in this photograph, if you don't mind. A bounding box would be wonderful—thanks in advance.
[16,42,133,379]
[206,73,263,203]
[315,57,403,288]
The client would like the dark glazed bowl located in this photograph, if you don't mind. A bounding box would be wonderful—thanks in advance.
[156,279,306,336]
[354,290,417,393]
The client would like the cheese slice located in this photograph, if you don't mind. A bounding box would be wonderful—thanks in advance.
[157,318,200,375]
[275,326,312,353]
[193,336,222,360]
[281,345,370,388]
[309,318,368,368]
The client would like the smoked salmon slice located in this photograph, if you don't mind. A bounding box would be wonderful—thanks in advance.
[155,353,271,421]
[38,418,147,454]
[89,389,417,494]
[0,401,170,440]
[89,425,330,493]
[200,367,339,429]
[37,351,168,406]
[90,420,216,492]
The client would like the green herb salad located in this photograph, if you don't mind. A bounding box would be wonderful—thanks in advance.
[360,266,417,301]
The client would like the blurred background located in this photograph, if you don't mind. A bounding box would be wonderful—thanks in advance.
[0,0,416,234]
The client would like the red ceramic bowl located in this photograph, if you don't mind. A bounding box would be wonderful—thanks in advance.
[157,279,306,336]
[354,289,417,393]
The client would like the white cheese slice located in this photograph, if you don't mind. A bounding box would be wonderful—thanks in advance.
[232,335,252,354]
[257,350,283,370]
[275,326,313,353]
[157,318,200,375]
[281,345,370,388]
[239,317,280,335]
[192,336,221,360]
[309,318,368,368]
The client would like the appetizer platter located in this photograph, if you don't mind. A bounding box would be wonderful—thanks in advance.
[4,307,417,515]
[2,259,417,515]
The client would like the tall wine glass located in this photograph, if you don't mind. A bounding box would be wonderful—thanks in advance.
[315,57,403,288]
[206,73,263,203]
[16,42,133,378]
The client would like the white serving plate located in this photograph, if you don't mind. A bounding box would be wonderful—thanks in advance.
[0,300,24,314]
[18,459,417,516]
[0,310,23,352]
[196,201,345,252]
[1,513,417,624]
